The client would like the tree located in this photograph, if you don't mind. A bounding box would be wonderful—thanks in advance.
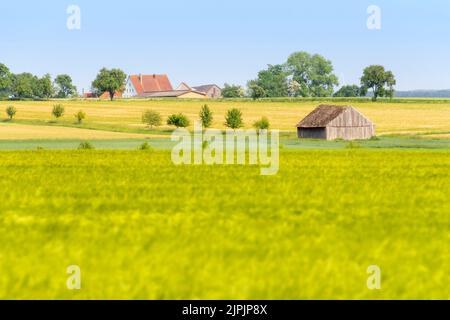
[34,74,53,99]
[74,110,86,124]
[91,68,126,101]
[0,63,12,94]
[288,80,301,97]
[360,65,396,101]
[224,108,243,129]
[52,104,65,119]
[167,113,190,128]
[55,74,77,98]
[248,82,267,100]
[199,104,213,128]
[333,85,364,97]
[286,51,339,97]
[6,106,16,120]
[253,117,270,131]
[249,64,289,97]
[10,73,35,99]
[221,84,244,98]
[142,110,162,129]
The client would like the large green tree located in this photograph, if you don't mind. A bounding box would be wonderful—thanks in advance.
[360,65,396,101]
[10,73,35,99]
[92,68,126,101]
[248,64,288,97]
[0,63,12,95]
[285,51,339,97]
[55,74,77,98]
[33,74,54,99]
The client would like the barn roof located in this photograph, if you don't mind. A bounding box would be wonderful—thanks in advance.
[193,84,220,93]
[129,74,173,94]
[297,105,349,128]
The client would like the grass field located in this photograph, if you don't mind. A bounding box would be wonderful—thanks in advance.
[1,99,450,138]
[0,149,448,299]
[0,98,448,300]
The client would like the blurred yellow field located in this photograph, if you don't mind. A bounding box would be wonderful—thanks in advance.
[1,99,449,138]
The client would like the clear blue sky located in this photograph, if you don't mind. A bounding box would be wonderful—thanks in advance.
[1,0,449,92]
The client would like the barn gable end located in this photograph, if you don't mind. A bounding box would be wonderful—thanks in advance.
[297,105,376,140]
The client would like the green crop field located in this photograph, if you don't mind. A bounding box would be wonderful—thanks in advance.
[0,149,448,299]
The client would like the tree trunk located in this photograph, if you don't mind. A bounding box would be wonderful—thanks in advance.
[109,91,114,101]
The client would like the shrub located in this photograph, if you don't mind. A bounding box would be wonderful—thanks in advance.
[139,142,154,151]
[6,106,17,120]
[78,141,95,150]
[225,108,243,129]
[199,104,213,128]
[74,110,86,124]
[167,113,190,128]
[142,110,162,129]
[253,117,270,131]
[346,141,361,149]
[52,104,65,119]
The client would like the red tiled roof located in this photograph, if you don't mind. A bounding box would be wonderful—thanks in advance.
[129,74,173,94]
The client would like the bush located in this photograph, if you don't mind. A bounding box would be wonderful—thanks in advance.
[78,141,95,150]
[74,110,86,124]
[6,106,17,120]
[345,141,361,149]
[167,113,190,128]
[52,104,65,119]
[253,117,270,130]
[225,108,243,129]
[142,110,162,129]
[139,142,154,151]
[199,104,213,128]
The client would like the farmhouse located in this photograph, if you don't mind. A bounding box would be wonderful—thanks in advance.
[122,74,174,98]
[297,105,375,140]
[122,74,211,99]
[192,84,222,98]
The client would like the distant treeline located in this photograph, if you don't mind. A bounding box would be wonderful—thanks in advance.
[394,90,450,98]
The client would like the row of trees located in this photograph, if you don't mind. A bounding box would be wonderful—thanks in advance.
[221,51,396,101]
[0,63,77,99]
[5,104,86,123]
[142,105,269,131]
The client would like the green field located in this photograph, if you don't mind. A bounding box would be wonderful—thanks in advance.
[0,149,448,299]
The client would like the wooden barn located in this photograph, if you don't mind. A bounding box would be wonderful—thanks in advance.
[296,105,376,140]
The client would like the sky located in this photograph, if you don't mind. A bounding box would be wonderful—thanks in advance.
[1,0,450,92]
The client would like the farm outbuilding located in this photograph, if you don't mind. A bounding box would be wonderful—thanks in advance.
[297,105,376,140]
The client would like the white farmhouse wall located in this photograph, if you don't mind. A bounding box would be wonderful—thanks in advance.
[123,77,138,98]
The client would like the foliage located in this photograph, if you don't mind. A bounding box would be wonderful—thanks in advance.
[52,104,65,119]
[55,74,77,98]
[92,68,126,101]
[0,63,12,94]
[78,141,95,149]
[167,113,190,128]
[334,85,364,97]
[253,116,270,130]
[74,110,86,124]
[248,64,289,97]
[142,110,162,129]
[247,82,267,100]
[6,106,16,120]
[286,51,339,97]
[139,142,154,151]
[199,104,213,128]
[361,65,396,101]
[221,83,245,98]
[224,108,243,129]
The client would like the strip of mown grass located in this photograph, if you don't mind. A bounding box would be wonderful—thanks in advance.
[0,149,448,299]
